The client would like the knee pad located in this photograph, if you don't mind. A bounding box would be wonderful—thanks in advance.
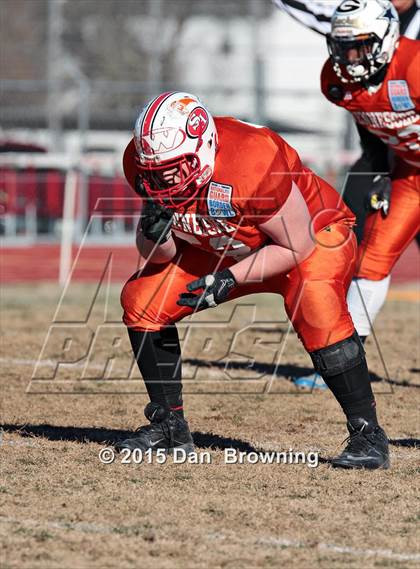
[309,332,365,378]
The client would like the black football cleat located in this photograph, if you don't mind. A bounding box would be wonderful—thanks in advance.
[115,402,195,454]
[332,419,390,470]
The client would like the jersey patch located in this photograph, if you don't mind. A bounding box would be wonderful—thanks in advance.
[207,182,236,218]
[387,80,415,112]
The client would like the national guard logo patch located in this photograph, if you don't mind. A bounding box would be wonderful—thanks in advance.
[388,80,415,112]
[207,182,236,218]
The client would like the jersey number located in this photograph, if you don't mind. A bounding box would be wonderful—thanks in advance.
[173,230,251,256]
[368,124,420,153]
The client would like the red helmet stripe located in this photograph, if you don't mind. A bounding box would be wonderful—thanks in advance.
[141,91,174,136]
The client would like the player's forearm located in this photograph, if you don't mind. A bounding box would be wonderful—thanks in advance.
[136,233,177,264]
[231,180,315,284]
[229,241,315,285]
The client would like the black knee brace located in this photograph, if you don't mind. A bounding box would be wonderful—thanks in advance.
[309,332,365,378]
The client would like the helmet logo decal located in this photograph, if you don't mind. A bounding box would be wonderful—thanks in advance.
[169,97,196,115]
[141,127,186,155]
[186,107,209,138]
[336,0,364,14]
[379,5,399,23]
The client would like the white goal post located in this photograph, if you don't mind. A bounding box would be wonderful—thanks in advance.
[58,168,78,286]
[0,153,79,285]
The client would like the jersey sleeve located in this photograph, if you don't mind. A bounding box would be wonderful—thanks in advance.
[406,48,420,105]
[246,143,293,224]
[122,139,138,191]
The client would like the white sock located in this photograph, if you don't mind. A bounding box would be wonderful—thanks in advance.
[347,276,391,337]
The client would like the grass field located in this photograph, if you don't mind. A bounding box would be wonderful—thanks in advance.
[1,282,419,568]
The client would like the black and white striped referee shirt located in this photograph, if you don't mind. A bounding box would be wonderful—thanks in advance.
[272,0,420,39]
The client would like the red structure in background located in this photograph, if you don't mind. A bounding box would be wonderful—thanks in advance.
[0,148,418,285]
[0,168,138,227]
[0,139,140,232]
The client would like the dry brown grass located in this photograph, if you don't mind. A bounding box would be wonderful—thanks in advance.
[1,283,419,569]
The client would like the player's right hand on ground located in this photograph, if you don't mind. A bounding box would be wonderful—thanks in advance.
[136,176,174,243]
[365,175,391,218]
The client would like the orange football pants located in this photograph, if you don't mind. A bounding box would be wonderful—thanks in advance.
[121,221,357,353]
[356,159,420,280]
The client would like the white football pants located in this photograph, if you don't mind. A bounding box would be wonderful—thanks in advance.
[347,276,391,337]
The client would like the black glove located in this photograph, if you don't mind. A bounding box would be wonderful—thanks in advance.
[136,177,173,243]
[365,175,391,218]
[177,269,237,310]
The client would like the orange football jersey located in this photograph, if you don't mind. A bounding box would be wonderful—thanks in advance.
[123,117,353,258]
[321,37,420,168]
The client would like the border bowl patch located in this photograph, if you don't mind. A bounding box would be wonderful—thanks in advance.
[207,182,236,218]
[388,80,415,112]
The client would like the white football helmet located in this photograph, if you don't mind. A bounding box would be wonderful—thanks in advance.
[133,91,218,208]
[327,0,400,83]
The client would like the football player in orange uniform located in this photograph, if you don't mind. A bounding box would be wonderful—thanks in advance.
[321,0,419,344]
[116,91,389,469]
